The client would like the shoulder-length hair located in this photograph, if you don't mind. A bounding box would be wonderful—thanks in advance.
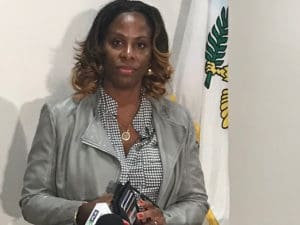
[72,0,173,100]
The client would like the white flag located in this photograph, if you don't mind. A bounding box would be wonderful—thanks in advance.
[171,0,229,224]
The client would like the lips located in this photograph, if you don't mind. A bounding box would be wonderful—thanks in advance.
[117,65,135,75]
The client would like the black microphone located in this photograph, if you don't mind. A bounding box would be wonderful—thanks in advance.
[95,214,124,225]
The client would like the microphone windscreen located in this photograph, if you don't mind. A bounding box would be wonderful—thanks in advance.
[95,214,124,225]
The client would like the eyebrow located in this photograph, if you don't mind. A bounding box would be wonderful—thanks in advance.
[107,31,151,40]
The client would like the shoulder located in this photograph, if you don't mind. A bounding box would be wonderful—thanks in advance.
[41,94,97,122]
[150,97,192,126]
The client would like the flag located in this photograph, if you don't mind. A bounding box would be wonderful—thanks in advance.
[171,0,229,225]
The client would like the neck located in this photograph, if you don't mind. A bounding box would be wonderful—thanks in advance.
[102,84,141,107]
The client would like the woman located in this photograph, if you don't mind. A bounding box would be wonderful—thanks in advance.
[20,1,209,225]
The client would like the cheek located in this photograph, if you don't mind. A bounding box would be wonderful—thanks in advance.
[103,50,118,66]
[103,43,116,60]
[139,51,152,66]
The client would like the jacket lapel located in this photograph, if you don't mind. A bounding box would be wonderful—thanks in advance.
[80,118,117,158]
[79,95,117,158]
[151,99,186,207]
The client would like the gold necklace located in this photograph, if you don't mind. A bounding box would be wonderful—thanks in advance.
[117,118,132,142]
[116,93,142,142]
[121,129,131,141]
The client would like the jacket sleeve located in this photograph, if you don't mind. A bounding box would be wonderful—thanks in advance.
[20,104,84,225]
[163,113,209,225]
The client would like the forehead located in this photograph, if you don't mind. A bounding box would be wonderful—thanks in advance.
[107,12,152,38]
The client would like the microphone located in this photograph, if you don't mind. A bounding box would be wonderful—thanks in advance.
[84,203,113,225]
[96,214,124,225]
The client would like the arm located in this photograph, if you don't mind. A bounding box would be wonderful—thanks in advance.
[163,116,209,225]
[20,104,84,225]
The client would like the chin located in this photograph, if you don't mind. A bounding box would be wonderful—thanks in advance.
[113,76,143,89]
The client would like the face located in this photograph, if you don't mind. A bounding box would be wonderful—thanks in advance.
[102,12,152,91]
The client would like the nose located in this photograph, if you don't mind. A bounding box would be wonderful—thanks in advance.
[120,44,135,60]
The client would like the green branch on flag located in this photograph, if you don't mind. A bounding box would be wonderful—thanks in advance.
[205,7,229,89]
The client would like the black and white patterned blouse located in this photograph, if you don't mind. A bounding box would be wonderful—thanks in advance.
[96,86,163,203]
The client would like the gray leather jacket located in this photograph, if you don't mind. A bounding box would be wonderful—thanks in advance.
[20,94,209,225]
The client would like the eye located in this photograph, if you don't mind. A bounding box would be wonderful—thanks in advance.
[137,42,147,49]
[111,39,123,48]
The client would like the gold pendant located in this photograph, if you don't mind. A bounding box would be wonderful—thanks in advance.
[121,130,131,141]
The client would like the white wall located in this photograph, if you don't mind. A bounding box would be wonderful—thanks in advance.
[0,1,182,224]
[230,0,300,224]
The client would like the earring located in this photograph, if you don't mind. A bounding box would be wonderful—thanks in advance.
[147,68,153,76]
